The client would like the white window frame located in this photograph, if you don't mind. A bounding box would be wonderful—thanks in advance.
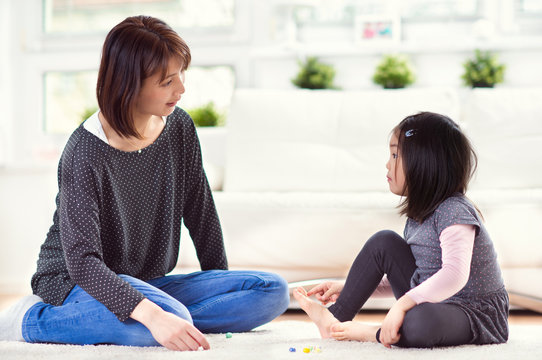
[4,0,252,168]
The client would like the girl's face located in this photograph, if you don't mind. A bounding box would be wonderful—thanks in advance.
[386,132,406,196]
[134,57,185,120]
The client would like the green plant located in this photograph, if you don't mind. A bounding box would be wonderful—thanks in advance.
[80,106,98,123]
[291,56,336,90]
[188,102,223,127]
[372,54,415,89]
[461,49,505,88]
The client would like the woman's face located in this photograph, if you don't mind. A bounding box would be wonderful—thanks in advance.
[386,132,406,196]
[134,57,185,119]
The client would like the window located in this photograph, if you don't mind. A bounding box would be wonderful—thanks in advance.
[44,70,98,134]
[514,0,542,34]
[43,0,235,34]
[400,0,479,19]
[181,66,236,115]
[517,0,542,14]
[39,0,238,135]
[43,66,235,134]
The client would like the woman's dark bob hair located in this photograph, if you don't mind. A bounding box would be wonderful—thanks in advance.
[393,112,478,222]
[96,15,191,139]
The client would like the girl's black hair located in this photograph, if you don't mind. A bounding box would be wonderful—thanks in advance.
[393,112,478,222]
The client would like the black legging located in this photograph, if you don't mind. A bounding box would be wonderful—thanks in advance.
[328,230,473,348]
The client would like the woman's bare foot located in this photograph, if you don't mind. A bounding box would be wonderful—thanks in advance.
[292,287,339,338]
[330,321,380,342]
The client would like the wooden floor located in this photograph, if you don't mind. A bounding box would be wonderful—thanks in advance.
[2,294,541,325]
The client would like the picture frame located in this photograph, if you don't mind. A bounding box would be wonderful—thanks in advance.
[354,14,401,44]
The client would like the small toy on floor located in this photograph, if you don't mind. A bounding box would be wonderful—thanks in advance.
[296,346,321,353]
[225,332,233,338]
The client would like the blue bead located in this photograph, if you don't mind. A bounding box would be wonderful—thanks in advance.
[289,347,296,352]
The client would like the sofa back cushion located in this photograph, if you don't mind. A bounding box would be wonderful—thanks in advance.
[463,88,542,190]
[224,88,460,192]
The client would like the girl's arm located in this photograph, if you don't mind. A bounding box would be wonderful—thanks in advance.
[379,224,475,347]
[406,224,475,304]
[379,294,416,347]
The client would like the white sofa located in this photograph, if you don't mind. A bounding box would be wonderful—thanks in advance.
[1,87,540,312]
[179,87,542,311]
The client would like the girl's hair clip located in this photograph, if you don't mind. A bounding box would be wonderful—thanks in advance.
[405,129,417,137]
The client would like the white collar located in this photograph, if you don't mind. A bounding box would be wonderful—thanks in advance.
[83,111,167,144]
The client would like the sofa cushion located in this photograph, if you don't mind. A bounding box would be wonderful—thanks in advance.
[468,189,542,268]
[503,268,542,300]
[224,88,460,192]
[463,88,542,190]
[178,191,405,283]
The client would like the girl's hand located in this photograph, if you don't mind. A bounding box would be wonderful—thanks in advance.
[131,298,210,351]
[379,295,416,348]
[306,281,345,305]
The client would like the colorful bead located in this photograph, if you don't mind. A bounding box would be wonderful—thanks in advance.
[225,332,233,338]
[289,347,296,352]
[303,347,310,353]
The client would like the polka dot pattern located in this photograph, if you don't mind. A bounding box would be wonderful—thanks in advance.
[31,107,228,321]
[403,195,509,343]
[404,195,504,297]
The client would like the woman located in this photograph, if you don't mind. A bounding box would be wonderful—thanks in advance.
[0,15,289,351]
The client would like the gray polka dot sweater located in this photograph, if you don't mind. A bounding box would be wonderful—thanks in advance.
[31,107,228,321]
[405,195,504,298]
[404,195,509,343]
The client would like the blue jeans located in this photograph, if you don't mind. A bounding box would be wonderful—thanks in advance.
[22,270,289,346]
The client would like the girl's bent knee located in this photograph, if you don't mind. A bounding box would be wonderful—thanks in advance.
[399,304,450,348]
[399,307,435,347]
[365,230,403,250]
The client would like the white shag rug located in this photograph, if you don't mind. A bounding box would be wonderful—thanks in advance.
[0,321,540,360]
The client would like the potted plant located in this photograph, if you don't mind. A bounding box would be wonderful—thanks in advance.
[291,56,337,90]
[188,102,223,127]
[461,49,505,88]
[372,54,415,89]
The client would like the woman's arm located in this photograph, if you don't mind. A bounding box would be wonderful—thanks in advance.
[130,299,210,351]
[181,116,228,270]
[60,148,145,321]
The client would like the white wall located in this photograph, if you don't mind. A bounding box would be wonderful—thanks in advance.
[0,0,12,165]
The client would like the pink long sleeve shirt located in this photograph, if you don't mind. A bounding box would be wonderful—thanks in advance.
[373,224,475,304]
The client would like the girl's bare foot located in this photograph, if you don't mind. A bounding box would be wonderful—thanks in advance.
[330,321,380,342]
[292,287,338,338]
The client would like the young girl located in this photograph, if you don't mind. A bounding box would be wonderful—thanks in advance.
[294,112,509,348]
[0,16,288,351]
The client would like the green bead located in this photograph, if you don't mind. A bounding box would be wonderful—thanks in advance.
[225,332,233,338]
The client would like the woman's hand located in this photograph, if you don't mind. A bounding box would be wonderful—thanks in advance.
[131,298,210,351]
[306,281,345,305]
[379,295,416,348]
